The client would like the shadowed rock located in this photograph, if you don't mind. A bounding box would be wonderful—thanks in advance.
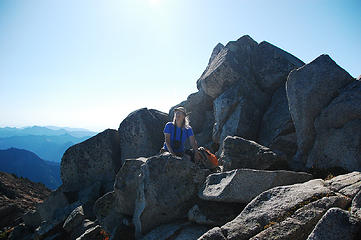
[132,154,209,236]
[101,153,209,238]
[187,201,244,226]
[306,80,361,171]
[60,129,121,192]
[220,136,287,171]
[197,35,258,99]
[252,41,304,94]
[93,191,131,237]
[118,108,168,164]
[114,157,147,216]
[286,54,354,170]
[196,36,304,153]
[258,85,297,160]
[307,208,361,240]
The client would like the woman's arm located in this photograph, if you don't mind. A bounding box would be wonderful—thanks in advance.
[165,133,176,156]
[189,135,202,161]
[189,135,198,150]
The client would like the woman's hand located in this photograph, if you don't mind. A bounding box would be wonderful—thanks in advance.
[194,149,202,164]
[164,133,177,156]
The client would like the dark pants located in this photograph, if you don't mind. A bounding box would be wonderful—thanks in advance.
[159,148,195,161]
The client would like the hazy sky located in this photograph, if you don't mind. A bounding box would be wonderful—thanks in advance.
[1,0,360,132]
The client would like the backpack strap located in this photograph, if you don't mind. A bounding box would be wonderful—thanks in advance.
[172,122,183,149]
[173,122,176,145]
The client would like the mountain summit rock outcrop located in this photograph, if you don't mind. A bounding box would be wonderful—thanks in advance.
[193,35,305,155]
[8,34,361,240]
[286,54,355,171]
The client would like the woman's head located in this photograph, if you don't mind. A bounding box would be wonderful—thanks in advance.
[173,107,190,128]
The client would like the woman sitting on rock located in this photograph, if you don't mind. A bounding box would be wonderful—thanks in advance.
[160,106,201,161]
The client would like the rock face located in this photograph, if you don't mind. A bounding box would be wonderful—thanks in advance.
[67,219,98,240]
[212,86,240,144]
[197,36,304,101]
[199,169,313,203]
[118,108,168,163]
[192,35,304,154]
[286,54,354,170]
[62,205,85,232]
[36,185,71,223]
[98,153,209,237]
[132,154,208,236]
[325,171,361,198]
[220,136,287,171]
[60,129,121,192]
[199,179,350,240]
[307,208,361,240]
[306,80,361,171]
[249,196,350,240]
[258,86,297,160]
[34,184,83,239]
[351,190,361,220]
[114,157,147,215]
[252,41,305,94]
[33,181,105,239]
[197,35,258,99]
[212,84,265,147]
[93,191,129,236]
[199,172,361,240]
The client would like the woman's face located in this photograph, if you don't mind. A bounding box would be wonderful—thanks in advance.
[175,110,185,124]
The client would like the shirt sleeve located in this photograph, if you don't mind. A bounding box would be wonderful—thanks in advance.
[187,127,194,137]
[164,122,172,134]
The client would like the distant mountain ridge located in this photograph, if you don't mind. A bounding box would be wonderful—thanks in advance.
[0,125,97,138]
[0,126,97,162]
[0,148,61,189]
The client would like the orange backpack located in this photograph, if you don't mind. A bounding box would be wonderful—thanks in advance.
[198,147,219,169]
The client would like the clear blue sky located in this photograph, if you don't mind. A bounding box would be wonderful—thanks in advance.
[1,0,360,132]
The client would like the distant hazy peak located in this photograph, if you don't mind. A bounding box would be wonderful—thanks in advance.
[0,126,97,138]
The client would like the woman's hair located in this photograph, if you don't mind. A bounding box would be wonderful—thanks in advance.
[172,112,190,128]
